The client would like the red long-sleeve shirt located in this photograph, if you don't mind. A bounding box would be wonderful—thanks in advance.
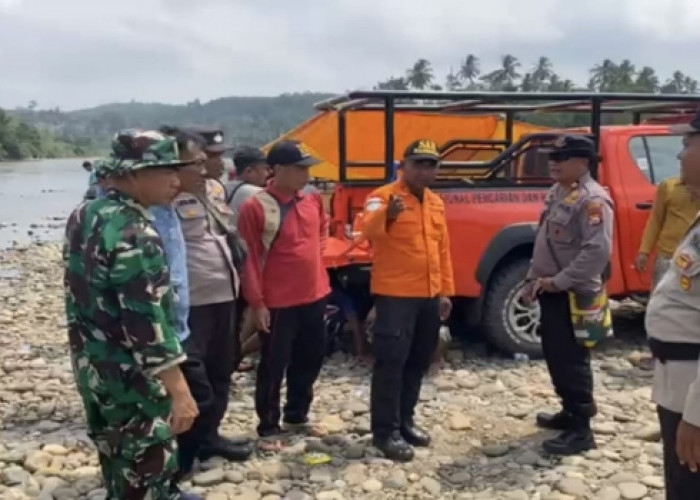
[238,183,330,309]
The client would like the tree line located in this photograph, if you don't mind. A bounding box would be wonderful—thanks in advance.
[376,55,698,94]
[9,93,334,153]
[6,55,700,160]
[0,108,99,161]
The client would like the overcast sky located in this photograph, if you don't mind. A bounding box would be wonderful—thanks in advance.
[1,0,699,110]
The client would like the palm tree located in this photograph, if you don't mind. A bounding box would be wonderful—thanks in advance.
[531,57,554,90]
[520,73,537,92]
[445,68,461,90]
[458,54,480,88]
[481,54,521,90]
[661,71,687,93]
[614,59,636,89]
[374,76,409,90]
[684,76,698,94]
[548,75,575,91]
[635,66,660,93]
[406,59,434,90]
[589,59,618,91]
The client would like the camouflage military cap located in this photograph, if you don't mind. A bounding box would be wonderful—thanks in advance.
[96,129,195,178]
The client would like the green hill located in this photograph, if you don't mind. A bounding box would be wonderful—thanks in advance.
[10,92,334,152]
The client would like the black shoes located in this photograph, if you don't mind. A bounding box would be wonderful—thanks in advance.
[373,432,415,462]
[543,429,596,455]
[197,435,253,462]
[400,423,431,447]
[536,410,574,431]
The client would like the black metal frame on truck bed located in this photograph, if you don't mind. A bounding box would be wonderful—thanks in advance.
[314,90,700,185]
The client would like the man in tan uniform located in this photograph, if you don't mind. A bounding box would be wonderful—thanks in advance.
[185,126,230,180]
[525,135,614,455]
[646,110,700,499]
[172,128,252,475]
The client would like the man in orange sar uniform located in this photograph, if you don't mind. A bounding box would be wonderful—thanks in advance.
[361,139,454,462]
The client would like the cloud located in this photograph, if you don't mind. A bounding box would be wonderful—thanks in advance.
[0,0,699,110]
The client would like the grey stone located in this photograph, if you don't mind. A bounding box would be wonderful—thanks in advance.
[384,470,408,490]
[596,486,622,500]
[86,488,107,500]
[342,401,369,415]
[231,490,261,500]
[618,482,648,500]
[309,467,332,484]
[259,482,284,496]
[481,444,510,457]
[361,479,383,492]
[641,475,664,489]
[343,444,364,460]
[225,471,245,484]
[593,422,618,435]
[2,466,30,486]
[515,450,540,466]
[447,472,471,485]
[608,472,641,484]
[556,477,589,497]
[53,488,81,500]
[35,421,61,432]
[193,468,225,487]
[0,450,25,464]
[258,462,291,480]
[316,491,345,500]
[503,491,529,500]
[449,413,472,430]
[420,477,442,496]
[635,424,661,442]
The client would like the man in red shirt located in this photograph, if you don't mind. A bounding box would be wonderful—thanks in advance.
[237,140,331,440]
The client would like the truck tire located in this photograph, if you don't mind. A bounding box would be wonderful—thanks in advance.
[481,258,543,359]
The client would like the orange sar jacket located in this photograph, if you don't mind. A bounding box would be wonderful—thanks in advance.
[361,180,455,298]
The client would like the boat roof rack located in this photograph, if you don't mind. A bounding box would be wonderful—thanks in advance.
[312,90,700,183]
[315,90,700,115]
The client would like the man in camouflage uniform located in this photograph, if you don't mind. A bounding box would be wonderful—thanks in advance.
[64,130,201,500]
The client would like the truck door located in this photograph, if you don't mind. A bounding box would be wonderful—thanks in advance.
[614,132,683,293]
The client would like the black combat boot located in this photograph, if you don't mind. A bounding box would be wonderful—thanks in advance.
[536,410,573,431]
[400,422,431,447]
[197,435,253,462]
[543,428,596,455]
[373,431,415,462]
[542,413,595,456]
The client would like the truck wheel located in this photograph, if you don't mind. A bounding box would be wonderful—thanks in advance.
[482,259,543,359]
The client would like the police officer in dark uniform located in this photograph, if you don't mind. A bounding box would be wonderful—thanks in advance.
[524,135,614,455]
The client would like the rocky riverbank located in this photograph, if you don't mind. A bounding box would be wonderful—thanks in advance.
[0,243,664,500]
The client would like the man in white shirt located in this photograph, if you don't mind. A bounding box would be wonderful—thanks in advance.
[226,146,271,224]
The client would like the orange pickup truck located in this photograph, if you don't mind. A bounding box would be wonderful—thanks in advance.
[317,91,700,358]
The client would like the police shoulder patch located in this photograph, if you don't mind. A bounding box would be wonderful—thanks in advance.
[586,200,603,226]
[676,252,694,271]
[365,197,383,212]
[680,275,692,292]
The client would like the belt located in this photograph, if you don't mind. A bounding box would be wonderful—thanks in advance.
[649,338,700,363]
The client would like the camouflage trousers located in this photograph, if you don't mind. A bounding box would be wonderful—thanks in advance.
[73,362,181,499]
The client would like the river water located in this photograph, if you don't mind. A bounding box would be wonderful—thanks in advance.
[0,158,93,249]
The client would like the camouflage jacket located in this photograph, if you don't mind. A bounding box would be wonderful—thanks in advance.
[63,190,186,405]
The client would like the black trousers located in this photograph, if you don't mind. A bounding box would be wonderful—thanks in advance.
[255,297,327,436]
[539,292,596,425]
[658,405,700,500]
[370,295,440,440]
[177,301,238,472]
[233,294,248,367]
